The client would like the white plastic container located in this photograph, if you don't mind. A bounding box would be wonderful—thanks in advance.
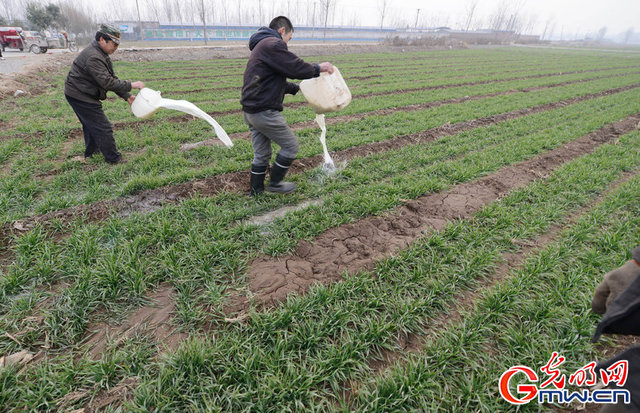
[299,66,352,114]
[130,87,233,148]
[131,87,163,119]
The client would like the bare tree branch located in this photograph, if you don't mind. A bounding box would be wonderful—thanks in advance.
[378,0,389,31]
[318,0,335,40]
[463,0,478,32]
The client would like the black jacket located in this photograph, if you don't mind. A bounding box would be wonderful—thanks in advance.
[591,247,640,412]
[241,27,320,113]
[596,345,640,412]
[64,40,131,104]
[593,247,640,341]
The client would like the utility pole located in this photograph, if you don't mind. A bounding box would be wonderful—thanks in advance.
[135,0,144,40]
[414,8,420,29]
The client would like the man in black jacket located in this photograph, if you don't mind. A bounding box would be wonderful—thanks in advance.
[64,24,145,164]
[241,16,334,195]
[592,246,640,413]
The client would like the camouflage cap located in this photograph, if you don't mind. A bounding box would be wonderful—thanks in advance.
[98,23,121,45]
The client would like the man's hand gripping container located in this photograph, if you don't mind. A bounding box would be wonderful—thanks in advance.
[299,67,351,114]
[131,87,163,119]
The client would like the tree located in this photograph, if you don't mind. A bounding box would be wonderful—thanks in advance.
[58,1,94,34]
[318,0,336,40]
[196,0,207,44]
[46,4,62,27]
[489,0,525,33]
[596,26,607,42]
[541,17,554,40]
[220,0,230,39]
[523,14,537,35]
[1,0,21,24]
[146,0,162,23]
[173,0,184,27]
[488,1,507,31]
[162,0,174,23]
[26,3,53,30]
[378,0,389,31]
[463,0,478,31]
[107,0,135,22]
[623,27,634,44]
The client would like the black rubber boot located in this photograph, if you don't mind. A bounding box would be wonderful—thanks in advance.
[250,164,267,196]
[267,154,296,194]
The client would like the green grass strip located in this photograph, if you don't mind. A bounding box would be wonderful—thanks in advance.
[0,91,637,351]
[351,144,640,412]
[2,73,639,224]
[123,131,640,410]
[1,119,639,412]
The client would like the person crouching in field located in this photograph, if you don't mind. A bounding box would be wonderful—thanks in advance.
[241,16,334,195]
[64,24,145,164]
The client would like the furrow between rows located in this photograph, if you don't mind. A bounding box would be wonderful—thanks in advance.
[228,114,640,314]
[351,169,640,391]
[2,84,637,252]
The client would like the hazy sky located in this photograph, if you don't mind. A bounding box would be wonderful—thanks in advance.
[94,0,638,39]
[334,0,637,37]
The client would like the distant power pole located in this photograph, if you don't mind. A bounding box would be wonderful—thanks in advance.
[414,8,420,29]
[136,0,144,40]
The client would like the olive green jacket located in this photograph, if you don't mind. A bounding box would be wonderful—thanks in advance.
[64,40,131,104]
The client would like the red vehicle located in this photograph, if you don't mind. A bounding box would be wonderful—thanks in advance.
[0,27,78,54]
[0,27,24,51]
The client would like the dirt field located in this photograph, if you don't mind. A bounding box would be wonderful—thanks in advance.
[0,41,439,98]
[1,43,640,411]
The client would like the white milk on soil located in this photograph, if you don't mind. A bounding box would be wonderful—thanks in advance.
[158,99,233,148]
[315,113,336,173]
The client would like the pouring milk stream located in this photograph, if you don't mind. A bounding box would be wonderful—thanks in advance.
[131,88,233,148]
[299,67,352,171]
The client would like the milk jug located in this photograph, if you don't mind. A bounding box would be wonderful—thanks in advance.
[299,67,351,114]
[131,87,233,148]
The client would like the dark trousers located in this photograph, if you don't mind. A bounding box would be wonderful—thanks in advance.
[65,94,121,163]
[243,110,299,167]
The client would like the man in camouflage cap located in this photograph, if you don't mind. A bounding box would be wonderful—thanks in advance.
[64,23,144,164]
[98,23,121,44]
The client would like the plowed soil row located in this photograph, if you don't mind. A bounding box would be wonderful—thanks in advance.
[15,70,619,179]
[1,84,638,252]
[139,57,532,80]
[228,113,640,315]
[159,63,600,96]
[339,170,640,409]
[83,283,185,359]
[2,65,637,143]
[156,60,572,94]
[7,71,627,169]
[4,74,624,204]
[79,114,640,364]
[178,73,640,151]
[113,64,640,128]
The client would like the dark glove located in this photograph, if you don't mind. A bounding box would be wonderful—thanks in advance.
[592,260,640,314]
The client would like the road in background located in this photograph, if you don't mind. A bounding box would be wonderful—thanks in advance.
[0,48,74,74]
